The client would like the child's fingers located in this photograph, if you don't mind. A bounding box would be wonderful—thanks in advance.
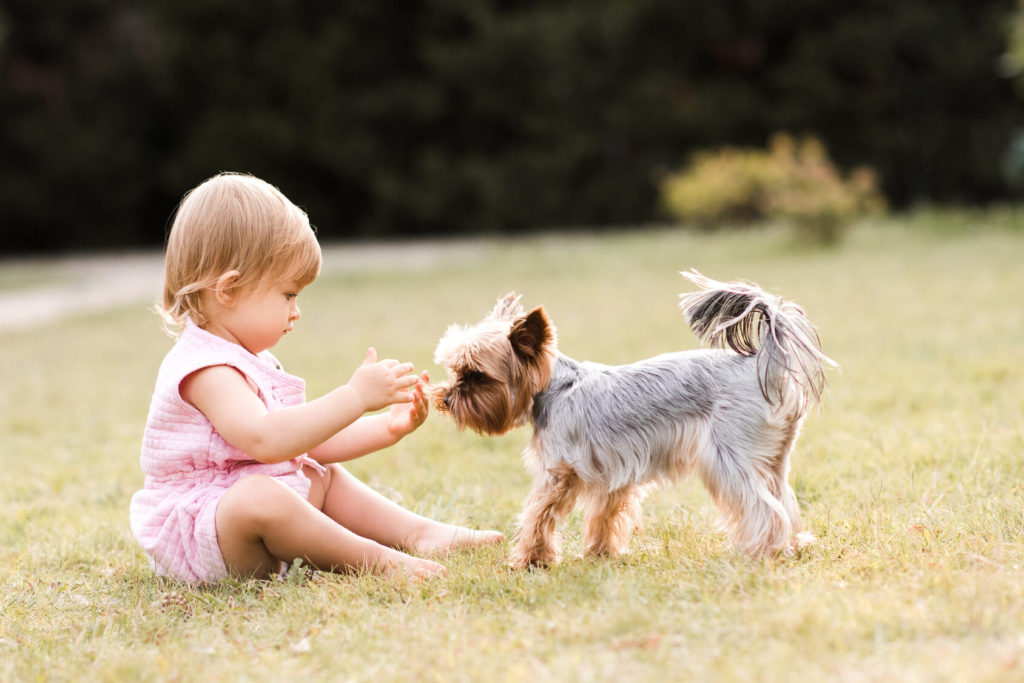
[415,389,429,413]
[363,347,378,365]
[387,362,415,379]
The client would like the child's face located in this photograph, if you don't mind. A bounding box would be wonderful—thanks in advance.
[219,279,304,354]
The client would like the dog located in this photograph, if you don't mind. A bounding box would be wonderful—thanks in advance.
[431,270,835,569]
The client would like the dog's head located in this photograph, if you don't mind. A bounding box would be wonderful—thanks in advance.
[431,292,557,435]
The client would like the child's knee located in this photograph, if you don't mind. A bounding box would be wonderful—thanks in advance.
[320,463,351,491]
[221,474,297,525]
[321,463,345,484]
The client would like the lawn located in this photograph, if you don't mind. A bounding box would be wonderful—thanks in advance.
[2,212,1023,681]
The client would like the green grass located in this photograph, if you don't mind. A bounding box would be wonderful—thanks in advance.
[2,214,1024,681]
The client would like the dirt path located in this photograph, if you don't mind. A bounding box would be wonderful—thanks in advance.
[0,239,483,333]
[0,251,164,332]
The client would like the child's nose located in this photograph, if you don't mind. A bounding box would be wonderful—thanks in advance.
[290,303,301,320]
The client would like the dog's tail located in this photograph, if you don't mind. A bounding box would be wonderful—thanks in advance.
[678,269,836,413]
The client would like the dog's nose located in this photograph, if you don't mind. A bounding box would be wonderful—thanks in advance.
[443,392,453,408]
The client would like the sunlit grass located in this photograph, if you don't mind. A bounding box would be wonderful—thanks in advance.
[2,215,1023,681]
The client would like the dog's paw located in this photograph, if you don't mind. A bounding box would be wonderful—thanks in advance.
[795,532,817,548]
[508,550,557,571]
[774,532,817,559]
[583,542,631,559]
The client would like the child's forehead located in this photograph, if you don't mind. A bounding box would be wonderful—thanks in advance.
[277,278,306,292]
[250,276,306,294]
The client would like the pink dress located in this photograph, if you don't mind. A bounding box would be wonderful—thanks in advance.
[129,319,322,583]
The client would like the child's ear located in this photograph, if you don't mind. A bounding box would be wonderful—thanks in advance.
[213,270,242,306]
[509,306,554,360]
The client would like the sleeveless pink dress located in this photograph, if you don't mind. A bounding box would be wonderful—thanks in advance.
[129,319,322,583]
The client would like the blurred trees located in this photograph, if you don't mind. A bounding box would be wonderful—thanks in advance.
[0,0,1019,252]
[1002,0,1024,187]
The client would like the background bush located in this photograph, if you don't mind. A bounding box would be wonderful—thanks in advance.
[0,0,1019,252]
[660,134,886,244]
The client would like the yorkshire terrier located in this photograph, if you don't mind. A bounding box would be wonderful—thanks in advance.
[431,271,835,569]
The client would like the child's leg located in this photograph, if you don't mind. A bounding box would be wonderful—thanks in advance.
[309,464,504,556]
[215,473,445,580]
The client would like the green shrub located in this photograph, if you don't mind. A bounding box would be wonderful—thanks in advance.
[660,134,886,244]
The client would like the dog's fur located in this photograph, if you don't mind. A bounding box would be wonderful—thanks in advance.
[431,270,835,568]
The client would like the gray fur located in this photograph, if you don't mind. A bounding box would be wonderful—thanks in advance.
[532,351,741,490]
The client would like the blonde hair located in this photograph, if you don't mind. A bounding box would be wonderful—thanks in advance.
[161,172,322,332]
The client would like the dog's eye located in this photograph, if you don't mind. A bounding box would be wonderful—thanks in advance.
[463,370,487,384]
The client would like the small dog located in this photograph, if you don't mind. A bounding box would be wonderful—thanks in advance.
[431,271,835,568]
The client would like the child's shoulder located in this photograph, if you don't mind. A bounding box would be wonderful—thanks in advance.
[158,323,247,380]
[168,322,236,359]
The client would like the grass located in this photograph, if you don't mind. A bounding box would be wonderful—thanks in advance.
[2,213,1023,681]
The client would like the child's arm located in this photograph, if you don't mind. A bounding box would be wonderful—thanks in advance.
[181,348,418,464]
[309,372,429,463]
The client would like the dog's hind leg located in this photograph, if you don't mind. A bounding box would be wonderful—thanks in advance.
[581,484,645,558]
[771,453,816,551]
[510,464,583,569]
[776,476,814,550]
[765,415,815,551]
[700,445,795,557]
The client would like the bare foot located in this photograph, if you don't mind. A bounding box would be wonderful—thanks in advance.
[409,523,504,558]
[378,551,448,582]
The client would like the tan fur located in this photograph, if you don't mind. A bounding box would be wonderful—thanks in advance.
[510,460,583,569]
[581,484,646,557]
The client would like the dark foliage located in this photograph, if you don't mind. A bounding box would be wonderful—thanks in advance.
[0,0,1019,252]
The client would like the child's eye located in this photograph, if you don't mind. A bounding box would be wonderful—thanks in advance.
[285,293,297,301]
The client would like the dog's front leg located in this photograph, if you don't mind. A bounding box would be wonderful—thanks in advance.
[510,464,582,569]
[582,485,645,558]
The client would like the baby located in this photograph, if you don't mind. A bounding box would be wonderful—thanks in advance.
[129,172,501,583]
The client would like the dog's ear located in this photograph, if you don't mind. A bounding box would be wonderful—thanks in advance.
[490,292,524,320]
[509,306,554,360]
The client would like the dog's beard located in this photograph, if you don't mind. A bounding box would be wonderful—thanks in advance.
[431,381,522,435]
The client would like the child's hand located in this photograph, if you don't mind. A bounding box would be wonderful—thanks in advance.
[347,348,420,413]
[386,371,430,438]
